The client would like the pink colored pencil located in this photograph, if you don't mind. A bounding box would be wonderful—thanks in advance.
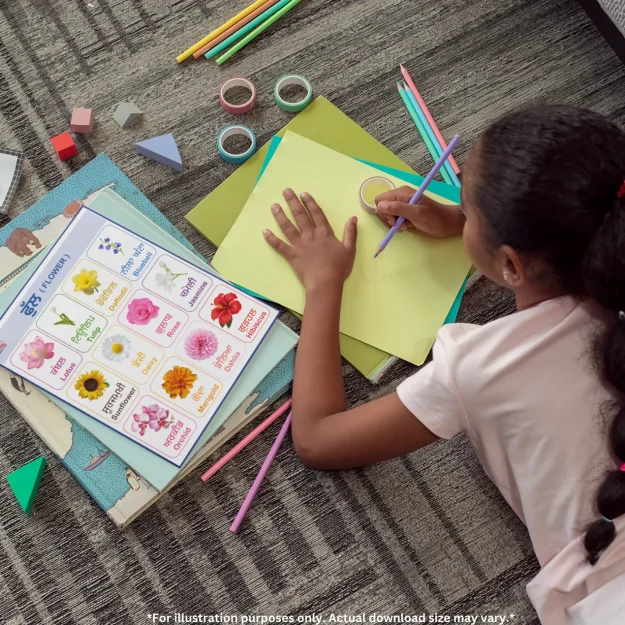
[192,0,280,58]
[201,398,292,482]
[400,64,461,175]
[230,411,292,533]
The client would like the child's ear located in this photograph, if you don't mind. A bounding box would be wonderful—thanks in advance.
[499,245,527,287]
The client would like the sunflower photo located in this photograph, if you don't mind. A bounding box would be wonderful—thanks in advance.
[74,369,109,401]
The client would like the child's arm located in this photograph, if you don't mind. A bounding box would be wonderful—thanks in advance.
[263,189,440,470]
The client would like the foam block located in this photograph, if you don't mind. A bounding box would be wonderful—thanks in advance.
[136,133,183,172]
[7,456,46,515]
[51,132,77,160]
[71,107,94,133]
[113,102,143,128]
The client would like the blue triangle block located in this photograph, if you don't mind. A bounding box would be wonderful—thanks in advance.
[136,133,183,172]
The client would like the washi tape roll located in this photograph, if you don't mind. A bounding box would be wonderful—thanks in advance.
[217,125,257,165]
[274,74,313,113]
[219,77,257,114]
[359,177,395,215]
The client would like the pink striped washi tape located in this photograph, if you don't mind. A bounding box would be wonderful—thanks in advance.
[219,77,257,115]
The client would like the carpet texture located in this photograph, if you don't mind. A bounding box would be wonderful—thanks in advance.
[0,1,624,623]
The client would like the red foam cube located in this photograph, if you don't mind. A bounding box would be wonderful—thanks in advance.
[51,132,77,160]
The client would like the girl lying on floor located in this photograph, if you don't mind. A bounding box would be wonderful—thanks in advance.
[262,105,625,624]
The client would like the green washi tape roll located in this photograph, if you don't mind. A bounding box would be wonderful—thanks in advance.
[274,74,313,113]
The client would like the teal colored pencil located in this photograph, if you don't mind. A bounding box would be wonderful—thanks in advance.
[216,0,304,65]
[397,83,454,186]
[403,82,460,187]
[205,0,292,59]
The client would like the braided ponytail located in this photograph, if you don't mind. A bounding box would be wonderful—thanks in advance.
[471,105,625,566]
[582,195,625,564]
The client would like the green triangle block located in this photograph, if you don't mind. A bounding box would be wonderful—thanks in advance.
[6,456,46,515]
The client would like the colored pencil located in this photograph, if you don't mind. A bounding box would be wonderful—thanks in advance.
[397,83,453,186]
[205,0,292,60]
[176,0,269,63]
[403,82,461,188]
[230,412,292,533]
[216,0,304,65]
[200,398,292,482]
[194,0,281,58]
[400,64,461,175]
[375,134,460,258]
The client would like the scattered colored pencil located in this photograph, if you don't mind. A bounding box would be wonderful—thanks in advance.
[397,83,453,186]
[400,64,461,175]
[176,0,269,63]
[200,398,292,482]
[194,0,281,59]
[375,134,460,258]
[402,82,461,187]
[230,412,292,533]
[205,0,293,60]
[216,0,304,65]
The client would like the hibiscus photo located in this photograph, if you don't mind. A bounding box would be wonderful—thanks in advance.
[211,292,242,328]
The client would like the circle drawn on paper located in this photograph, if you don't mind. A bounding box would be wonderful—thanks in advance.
[360,256,388,283]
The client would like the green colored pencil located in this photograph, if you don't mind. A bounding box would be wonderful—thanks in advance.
[205,0,292,60]
[397,82,454,186]
[216,0,304,65]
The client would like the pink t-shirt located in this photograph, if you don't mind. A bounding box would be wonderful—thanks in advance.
[397,295,625,624]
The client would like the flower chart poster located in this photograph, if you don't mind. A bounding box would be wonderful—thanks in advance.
[0,208,278,467]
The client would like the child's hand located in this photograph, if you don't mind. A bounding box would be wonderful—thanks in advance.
[263,189,358,291]
[376,185,465,238]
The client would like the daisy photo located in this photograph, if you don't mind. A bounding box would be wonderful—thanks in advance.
[101,334,132,363]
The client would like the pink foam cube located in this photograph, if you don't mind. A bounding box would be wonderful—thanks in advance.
[70,107,94,133]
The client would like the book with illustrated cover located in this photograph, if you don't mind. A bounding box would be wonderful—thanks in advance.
[0,156,295,526]
[1,351,294,528]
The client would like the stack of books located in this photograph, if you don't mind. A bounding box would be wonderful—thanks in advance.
[0,155,297,528]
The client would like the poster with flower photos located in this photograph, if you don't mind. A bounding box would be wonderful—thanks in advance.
[0,207,278,466]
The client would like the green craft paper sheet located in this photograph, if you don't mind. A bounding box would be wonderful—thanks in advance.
[186,97,418,246]
[213,132,471,366]
[0,189,297,491]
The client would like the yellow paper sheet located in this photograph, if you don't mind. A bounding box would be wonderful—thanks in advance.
[212,133,471,365]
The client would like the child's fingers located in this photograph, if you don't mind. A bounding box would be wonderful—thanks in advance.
[374,185,416,207]
[283,188,313,234]
[377,200,413,218]
[342,216,358,253]
[271,203,300,243]
[263,229,292,258]
[375,212,396,229]
[300,192,331,229]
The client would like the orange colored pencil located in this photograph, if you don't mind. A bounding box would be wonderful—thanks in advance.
[400,64,461,175]
[193,0,280,58]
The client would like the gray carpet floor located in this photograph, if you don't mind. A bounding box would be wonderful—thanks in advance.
[0,1,624,623]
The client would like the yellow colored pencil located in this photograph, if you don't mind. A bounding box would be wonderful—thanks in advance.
[176,0,269,63]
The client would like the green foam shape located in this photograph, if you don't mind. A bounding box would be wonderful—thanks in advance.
[7,456,46,515]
